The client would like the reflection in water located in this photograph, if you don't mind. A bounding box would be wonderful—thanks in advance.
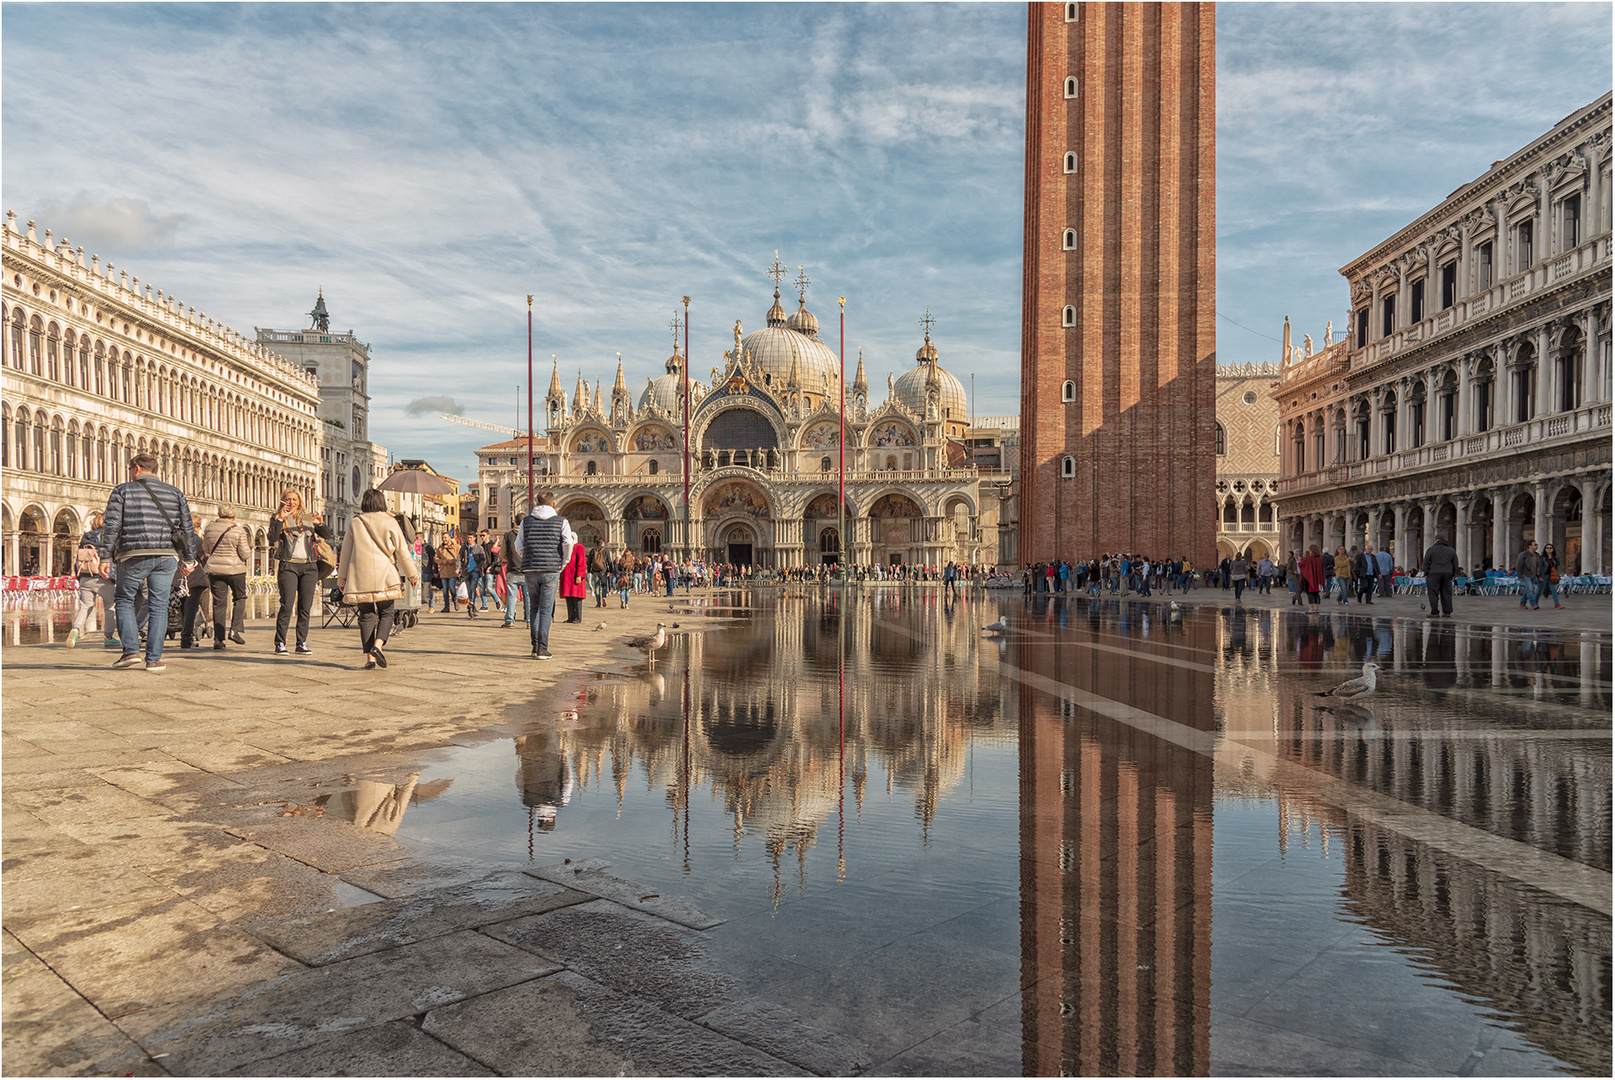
[277,773,451,835]
[1017,598,1215,1076]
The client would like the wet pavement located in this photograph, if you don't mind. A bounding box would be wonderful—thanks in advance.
[2,587,1610,1075]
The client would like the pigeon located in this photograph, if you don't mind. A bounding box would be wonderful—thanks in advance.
[593,621,607,632]
[982,617,1007,633]
[1314,662,1380,702]
[671,622,680,629]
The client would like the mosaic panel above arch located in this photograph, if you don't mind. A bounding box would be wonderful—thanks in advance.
[801,421,841,449]
[571,430,610,454]
[624,494,669,520]
[703,481,769,518]
[560,499,604,521]
[868,421,916,448]
[805,493,841,518]
[633,425,677,452]
[870,493,922,518]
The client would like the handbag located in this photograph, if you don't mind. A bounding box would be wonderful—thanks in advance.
[314,533,337,578]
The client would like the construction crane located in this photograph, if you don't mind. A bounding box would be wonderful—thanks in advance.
[439,414,526,438]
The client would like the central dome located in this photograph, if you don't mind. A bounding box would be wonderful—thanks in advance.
[740,289,841,394]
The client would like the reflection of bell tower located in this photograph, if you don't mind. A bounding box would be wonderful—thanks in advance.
[1018,612,1214,1075]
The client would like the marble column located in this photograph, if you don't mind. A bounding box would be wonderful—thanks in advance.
[1454,498,1472,574]
[1586,481,1605,575]
[1533,480,1551,549]
[1491,490,1510,571]
[1535,323,1554,420]
[1393,503,1410,568]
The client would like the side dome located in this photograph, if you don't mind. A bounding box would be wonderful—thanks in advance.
[894,339,969,422]
[785,299,820,338]
[639,373,684,414]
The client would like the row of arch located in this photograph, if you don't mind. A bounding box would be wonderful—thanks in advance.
[1286,320,1593,475]
[2,400,316,514]
[547,480,980,528]
[5,302,318,460]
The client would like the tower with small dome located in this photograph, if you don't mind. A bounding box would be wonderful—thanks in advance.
[475,255,1016,569]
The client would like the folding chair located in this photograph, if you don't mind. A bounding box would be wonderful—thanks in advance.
[321,580,356,629]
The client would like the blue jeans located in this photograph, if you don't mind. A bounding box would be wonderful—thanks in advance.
[504,580,523,623]
[441,574,459,610]
[115,555,177,663]
[525,570,559,653]
[1519,576,1541,607]
[422,578,435,609]
[479,571,496,608]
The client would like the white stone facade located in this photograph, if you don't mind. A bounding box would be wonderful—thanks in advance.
[1215,362,1281,562]
[480,286,1012,569]
[1275,94,1613,574]
[2,213,321,576]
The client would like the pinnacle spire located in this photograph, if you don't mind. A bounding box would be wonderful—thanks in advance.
[574,370,588,413]
[548,358,563,398]
[853,347,868,393]
[593,380,603,415]
[613,356,627,393]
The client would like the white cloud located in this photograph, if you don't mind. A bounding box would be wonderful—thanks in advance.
[27,195,184,253]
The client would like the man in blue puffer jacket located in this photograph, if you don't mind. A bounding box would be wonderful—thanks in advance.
[97,453,197,672]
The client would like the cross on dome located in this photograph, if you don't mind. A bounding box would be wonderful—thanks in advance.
[794,266,811,302]
[766,251,787,291]
[919,307,936,339]
[669,311,682,348]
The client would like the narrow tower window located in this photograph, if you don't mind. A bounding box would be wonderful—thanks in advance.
[1061,306,1076,328]
[1063,152,1078,174]
[1061,380,1076,403]
[1064,77,1079,99]
[1062,229,1077,250]
[1065,3,1078,22]
[1060,455,1076,478]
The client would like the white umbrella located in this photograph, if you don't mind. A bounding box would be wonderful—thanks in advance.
[377,469,456,497]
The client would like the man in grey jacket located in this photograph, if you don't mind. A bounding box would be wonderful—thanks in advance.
[97,453,197,671]
[1421,535,1459,617]
[1514,541,1545,610]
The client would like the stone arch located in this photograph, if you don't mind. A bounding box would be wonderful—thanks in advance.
[1549,479,1587,570]
[18,503,47,574]
[1506,489,1536,554]
[865,418,918,449]
[698,404,783,470]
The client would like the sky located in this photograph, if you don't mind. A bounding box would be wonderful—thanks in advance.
[3,2,1610,484]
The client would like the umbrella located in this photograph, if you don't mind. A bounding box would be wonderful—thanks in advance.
[377,469,456,497]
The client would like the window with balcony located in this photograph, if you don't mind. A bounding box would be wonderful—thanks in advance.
[1516,220,1533,272]
[1410,396,1425,448]
[1381,295,1396,337]
[1562,193,1582,249]
[1439,389,1456,441]
[1356,415,1370,460]
[1474,375,1493,433]
[1558,336,1584,412]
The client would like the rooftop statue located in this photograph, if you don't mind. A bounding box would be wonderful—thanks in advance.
[308,290,330,332]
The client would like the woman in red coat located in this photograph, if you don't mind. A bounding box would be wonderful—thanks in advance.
[1298,545,1326,613]
[560,541,588,624]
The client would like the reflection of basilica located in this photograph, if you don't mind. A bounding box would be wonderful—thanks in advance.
[1016,601,1216,1076]
[481,265,1012,568]
[512,592,1012,896]
[1216,611,1612,1076]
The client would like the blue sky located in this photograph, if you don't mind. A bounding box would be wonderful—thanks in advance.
[3,3,1609,483]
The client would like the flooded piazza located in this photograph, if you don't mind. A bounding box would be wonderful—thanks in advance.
[296,588,1608,1077]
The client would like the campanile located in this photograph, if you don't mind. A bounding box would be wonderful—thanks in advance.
[1019,2,1216,566]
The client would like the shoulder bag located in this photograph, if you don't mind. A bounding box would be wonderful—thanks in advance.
[314,530,337,578]
[199,524,240,573]
[134,478,191,559]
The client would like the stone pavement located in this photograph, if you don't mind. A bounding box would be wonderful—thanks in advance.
[3,596,867,1076]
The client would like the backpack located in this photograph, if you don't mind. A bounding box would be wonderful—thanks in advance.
[74,543,102,577]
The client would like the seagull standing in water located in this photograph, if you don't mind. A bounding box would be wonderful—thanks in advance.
[982,616,1007,634]
[1315,662,1380,702]
[625,623,668,665]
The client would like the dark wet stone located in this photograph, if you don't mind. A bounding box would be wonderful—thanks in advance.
[696,998,872,1076]
[222,1019,495,1076]
[423,970,803,1076]
[524,864,724,929]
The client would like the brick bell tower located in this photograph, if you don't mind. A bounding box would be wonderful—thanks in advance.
[1019,1,1216,566]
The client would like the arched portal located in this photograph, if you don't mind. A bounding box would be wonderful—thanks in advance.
[561,499,606,551]
[51,508,79,576]
[18,505,46,575]
[868,492,924,567]
[623,494,669,556]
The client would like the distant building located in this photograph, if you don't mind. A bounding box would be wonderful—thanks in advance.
[1215,363,1281,563]
[1275,93,1612,574]
[2,212,320,575]
[1019,1,1217,566]
[471,434,552,533]
[256,292,380,544]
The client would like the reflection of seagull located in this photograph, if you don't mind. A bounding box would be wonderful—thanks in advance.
[982,617,1006,633]
[1321,701,1376,727]
[1315,662,1380,702]
[625,623,668,664]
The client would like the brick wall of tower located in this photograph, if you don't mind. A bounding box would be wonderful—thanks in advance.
[1019,1,1217,566]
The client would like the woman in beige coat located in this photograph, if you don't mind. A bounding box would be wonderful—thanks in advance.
[338,489,421,670]
[201,507,253,649]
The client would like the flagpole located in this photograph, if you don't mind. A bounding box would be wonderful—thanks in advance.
[526,295,534,511]
[838,296,846,581]
[682,295,691,561]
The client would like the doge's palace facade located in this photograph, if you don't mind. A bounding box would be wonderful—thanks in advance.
[2,213,322,576]
[1275,94,1612,575]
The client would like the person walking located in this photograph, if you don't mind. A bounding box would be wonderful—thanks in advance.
[1514,540,1545,610]
[1286,550,1301,605]
[435,534,461,613]
[1422,534,1459,618]
[1298,545,1326,613]
[420,539,437,612]
[97,452,198,672]
[179,512,213,649]
[1375,545,1394,597]
[1356,545,1378,604]
[337,489,421,670]
[590,546,611,607]
[475,529,498,611]
[460,535,483,618]
[269,490,331,656]
[1229,553,1249,603]
[67,511,116,649]
[560,534,588,623]
[517,491,570,660]
[499,523,523,627]
[201,507,251,650]
[1540,543,1565,609]
[1332,547,1353,604]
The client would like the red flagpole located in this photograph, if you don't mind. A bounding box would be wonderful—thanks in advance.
[526,295,534,510]
[838,296,846,574]
[682,295,691,559]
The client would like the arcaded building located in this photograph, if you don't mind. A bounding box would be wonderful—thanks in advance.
[1215,361,1281,562]
[1020,1,1217,566]
[1275,94,1612,574]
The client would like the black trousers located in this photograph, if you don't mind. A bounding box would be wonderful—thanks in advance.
[1426,572,1454,616]
[565,596,583,623]
[211,573,247,637]
[357,601,395,654]
[276,562,320,646]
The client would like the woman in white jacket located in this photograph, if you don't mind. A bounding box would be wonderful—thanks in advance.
[337,490,421,670]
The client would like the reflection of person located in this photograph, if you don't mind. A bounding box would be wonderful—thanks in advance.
[341,774,420,836]
[337,489,420,670]
[269,489,330,655]
[515,732,573,832]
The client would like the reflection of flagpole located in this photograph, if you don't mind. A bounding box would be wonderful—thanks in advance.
[837,577,846,881]
[682,295,691,559]
[682,657,691,873]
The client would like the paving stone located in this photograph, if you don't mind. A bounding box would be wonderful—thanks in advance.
[0,767,107,793]
[1,945,165,1077]
[141,844,347,923]
[7,895,302,1019]
[526,861,724,929]
[0,806,78,858]
[50,818,248,866]
[89,759,216,797]
[423,970,803,1077]
[0,747,170,775]
[216,815,407,873]
[6,779,170,825]
[118,930,559,1076]
[221,1019,496,1076]
[0,863,175,921]
[336,858,508,899]
[160,740,298,773]
[254,871,593,965]
[696,998,873,1076]
[482,898,740,1020]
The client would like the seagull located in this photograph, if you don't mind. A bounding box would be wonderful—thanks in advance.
[593,621,607,632]
[1314,662,1380,702]
[982,617,1007,633]
[625,623,668,664]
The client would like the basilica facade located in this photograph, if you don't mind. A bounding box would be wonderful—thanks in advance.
[478,282,1011,568]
